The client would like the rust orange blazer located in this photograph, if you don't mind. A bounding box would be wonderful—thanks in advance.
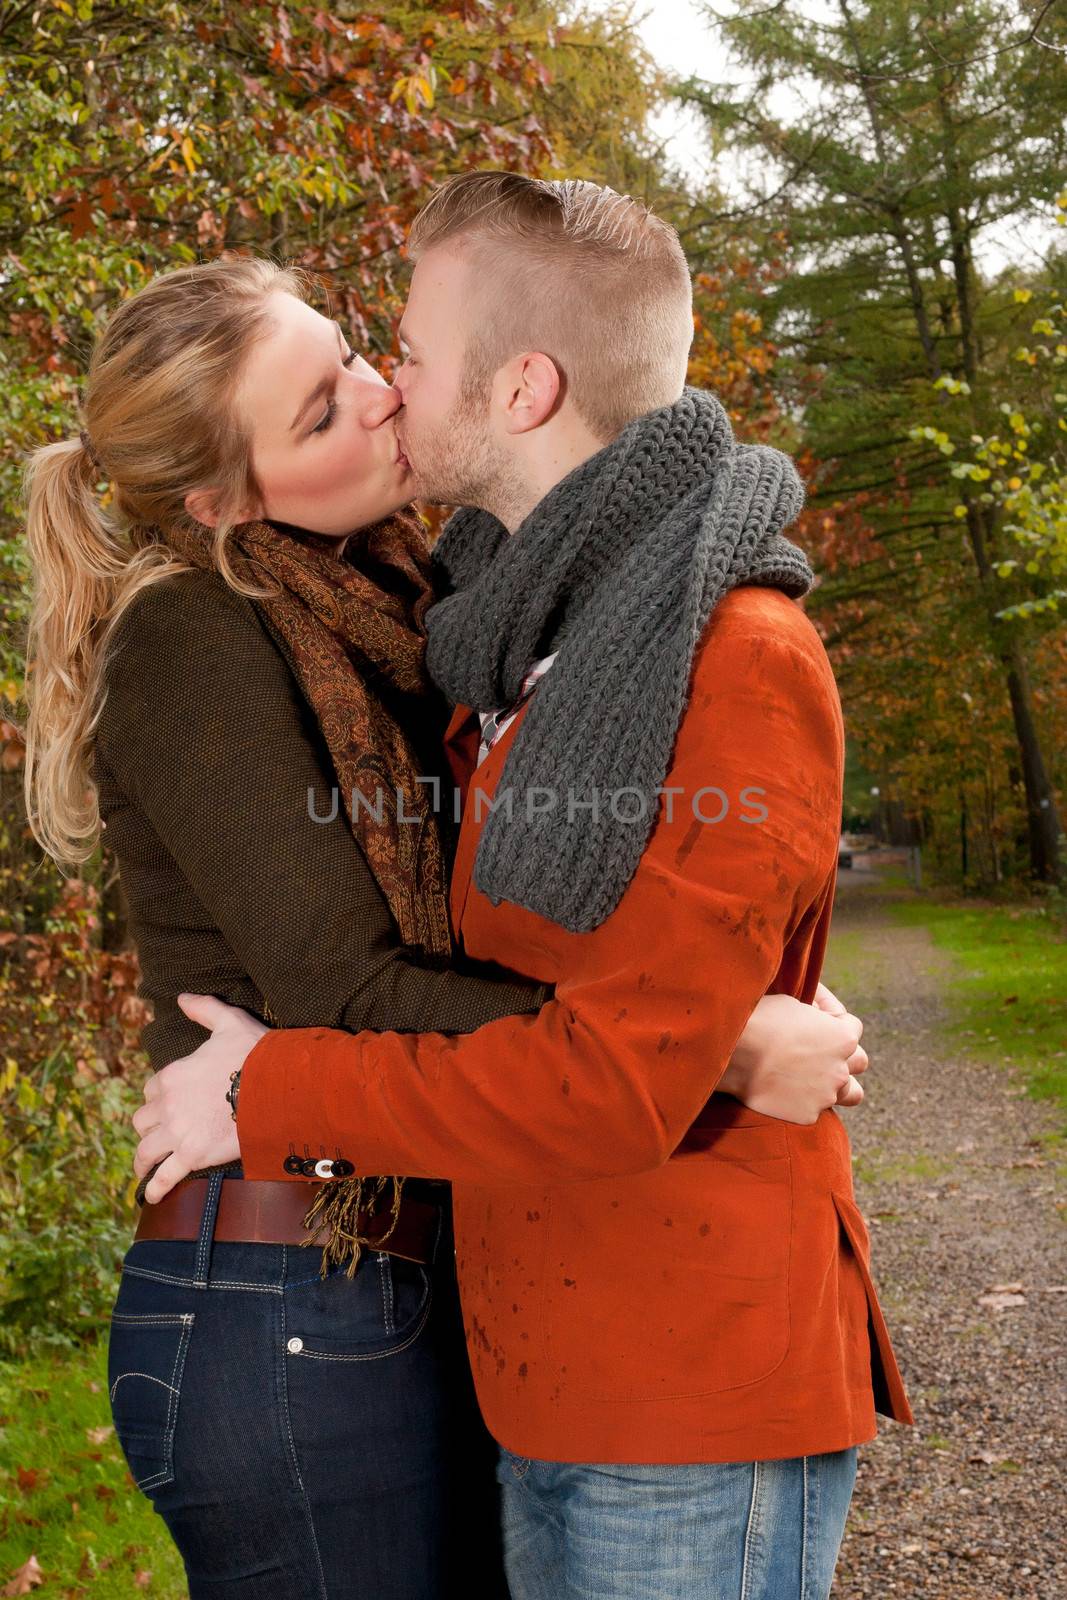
[237,584,913,1463]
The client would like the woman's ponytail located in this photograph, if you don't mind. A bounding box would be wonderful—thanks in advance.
[24,436,156,865]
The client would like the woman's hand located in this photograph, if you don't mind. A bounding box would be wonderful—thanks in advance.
[132,994,269,1204]
[718,984,868,1124]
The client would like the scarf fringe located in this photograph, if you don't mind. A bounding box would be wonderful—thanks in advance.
[299,1174,406,1278]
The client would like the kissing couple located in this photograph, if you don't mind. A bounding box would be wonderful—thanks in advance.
[25,171,911,1599]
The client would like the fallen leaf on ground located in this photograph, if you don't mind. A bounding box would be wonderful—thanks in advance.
[969,1449,1011,1465]
[986,1281,1024,1294]
[86,1425,113,1444]
[134,1572,152,1589]
[978,1292,1026,1311]
[2,1554,43,1595]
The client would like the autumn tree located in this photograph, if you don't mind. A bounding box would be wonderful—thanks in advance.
[679,0,1067,885]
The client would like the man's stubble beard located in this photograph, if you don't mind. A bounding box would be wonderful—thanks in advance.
[406,384,528,529]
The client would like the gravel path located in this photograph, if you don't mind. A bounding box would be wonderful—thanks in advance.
[825,870,1065,1600]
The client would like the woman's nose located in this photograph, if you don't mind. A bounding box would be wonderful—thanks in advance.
[359,379,401,428]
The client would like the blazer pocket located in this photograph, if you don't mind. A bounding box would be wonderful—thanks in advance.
[108,1311,195,1494]
[542,1137,793,1401]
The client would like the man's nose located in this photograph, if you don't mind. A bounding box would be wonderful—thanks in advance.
[359,377,402,428]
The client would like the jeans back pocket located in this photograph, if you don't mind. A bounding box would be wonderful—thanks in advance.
[285,1253,432,1361]
[108,1311,195,1493]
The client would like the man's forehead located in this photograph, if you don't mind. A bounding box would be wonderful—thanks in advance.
[410,246,471,301]
[403,250,471,342]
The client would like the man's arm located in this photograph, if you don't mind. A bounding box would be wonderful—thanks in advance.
[226,613,845,1187]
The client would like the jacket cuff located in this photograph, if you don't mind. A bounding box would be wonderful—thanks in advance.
[236,1026,357,1182]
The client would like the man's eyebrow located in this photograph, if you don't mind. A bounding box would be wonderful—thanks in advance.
[289,322,348,433]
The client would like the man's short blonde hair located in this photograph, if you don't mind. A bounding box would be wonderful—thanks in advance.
[407,172,693,441]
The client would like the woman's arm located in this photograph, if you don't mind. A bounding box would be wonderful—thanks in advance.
[96,569,548,1048]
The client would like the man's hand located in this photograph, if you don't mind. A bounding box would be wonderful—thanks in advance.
[720,985,868,1124]
[133,994,268,1204]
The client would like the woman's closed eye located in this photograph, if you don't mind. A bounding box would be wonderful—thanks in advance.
[311,349,358,435]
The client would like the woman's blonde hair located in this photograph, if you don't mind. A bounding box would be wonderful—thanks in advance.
[23,256,308,867]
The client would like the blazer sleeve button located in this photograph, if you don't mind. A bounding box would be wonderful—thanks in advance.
[331,1159,355,1178]
[283,1155,305,1175]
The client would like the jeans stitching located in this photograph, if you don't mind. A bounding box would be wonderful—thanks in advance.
[377,1253,395,1336]
[157,1312,193,1488]
[193,1172,222,1287]
[116,1310,195,1492]
[287,1294,432,1363]
[801,1456,810,1600]
[741,1461,762,1600]
[122,1264,282,1293]
[109,1370,181,1405]
[111,1313,193,1325]
[277,1251,330,1600]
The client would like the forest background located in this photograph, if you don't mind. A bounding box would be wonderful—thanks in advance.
[0,2,1064,1591]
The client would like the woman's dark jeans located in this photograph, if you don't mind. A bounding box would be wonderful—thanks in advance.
[107,1173,507,1598]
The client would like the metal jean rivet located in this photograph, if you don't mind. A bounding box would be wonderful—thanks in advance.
[287,1337,303,1354]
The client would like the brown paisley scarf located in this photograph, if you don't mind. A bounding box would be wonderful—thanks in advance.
[165,510,451,1271]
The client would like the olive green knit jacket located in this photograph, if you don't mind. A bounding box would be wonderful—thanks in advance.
[92,567,546,1071]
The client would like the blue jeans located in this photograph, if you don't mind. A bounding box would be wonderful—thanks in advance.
[497,1446,858,1600]
[107,1173,507,1598]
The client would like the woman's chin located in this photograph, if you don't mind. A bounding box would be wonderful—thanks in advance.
[271,481,415,542]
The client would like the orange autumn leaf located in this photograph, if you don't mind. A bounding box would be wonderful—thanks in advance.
[2,1555,44,1596]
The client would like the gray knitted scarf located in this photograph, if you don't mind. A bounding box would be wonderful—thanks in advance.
[425,387,814,933]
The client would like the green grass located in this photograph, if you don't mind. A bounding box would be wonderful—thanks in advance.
[852,1151,954,1185]
[889,898,1067,1121]
[0,1344,184,1597]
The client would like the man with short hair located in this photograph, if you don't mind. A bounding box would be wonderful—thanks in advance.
[137,173,910,1598]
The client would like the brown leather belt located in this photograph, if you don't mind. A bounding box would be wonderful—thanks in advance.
[134,1179,438,1265]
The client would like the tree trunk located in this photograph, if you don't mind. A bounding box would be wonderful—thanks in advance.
[1000,633,1063,884]
[935,72,1063,886]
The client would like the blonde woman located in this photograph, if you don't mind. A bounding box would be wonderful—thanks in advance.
[24,257,864,1598]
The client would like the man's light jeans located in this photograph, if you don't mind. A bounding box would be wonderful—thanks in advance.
[497,1446,858,1600]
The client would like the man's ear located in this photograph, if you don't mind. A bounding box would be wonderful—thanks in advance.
[497,351,562,435]
[184,487,259,529]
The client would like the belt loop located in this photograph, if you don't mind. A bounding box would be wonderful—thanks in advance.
[193,1169,226,1289]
